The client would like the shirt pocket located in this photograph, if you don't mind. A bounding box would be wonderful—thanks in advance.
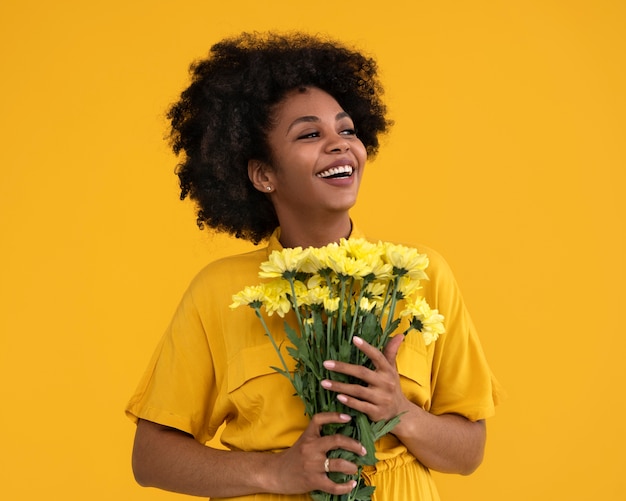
[227,342,296,391]
[226,343,300,425]
[396,339,432,410]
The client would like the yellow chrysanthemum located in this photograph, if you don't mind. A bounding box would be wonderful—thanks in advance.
[368,260,394,281]
[401,297,445,345]
[322,242,374,278]
[396,275,423,298]
[341,238,380,261]
[316,243,347,271]
[306,273,325,289]
[258,279,292,317]
[299,246,330,274]
[383,242,429,280]
[323,296,340,313]
[230,285,267,308]
[298,285,330,307]
[259,247,308,278]
[364,281,387,298]
[359,296,377,312]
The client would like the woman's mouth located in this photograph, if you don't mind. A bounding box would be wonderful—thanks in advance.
[316,165,354,179]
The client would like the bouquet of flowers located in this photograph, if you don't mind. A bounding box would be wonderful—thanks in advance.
[231,238,445,501]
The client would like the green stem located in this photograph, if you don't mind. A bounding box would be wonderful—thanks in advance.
[287,277,304,334]
[336,277,347,347]
[253,307,293,385]
[383,276,399,340]
[348,279,367,341]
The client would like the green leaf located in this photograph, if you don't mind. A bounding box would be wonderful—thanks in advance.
[284,322,304,351]
[328,471,353,484]
[285,346,300,359]
[309,490,327,501]
[338,341,352,361]
[371,413,403,441]
[355,413,377,465]
[360,312,380,345]
[354,484,376,500]
[313,312,325,344]
[269,365,291,381]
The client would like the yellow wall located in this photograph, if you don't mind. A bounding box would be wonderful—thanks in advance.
[1,0,624,499]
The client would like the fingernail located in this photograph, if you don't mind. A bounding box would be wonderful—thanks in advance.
[321,380,332,389]
[351,480,358,489]
[353,336,363,346]
[339,413,352,421]
[361,446,367,456]
[323,360,336,369]
[337,394,348,403]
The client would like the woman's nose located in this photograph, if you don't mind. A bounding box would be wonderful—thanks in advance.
[326,136,350,153]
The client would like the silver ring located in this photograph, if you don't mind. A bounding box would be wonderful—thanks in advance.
[324,457,330,473]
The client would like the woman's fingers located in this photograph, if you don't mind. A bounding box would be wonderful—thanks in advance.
[321,335,408,421]
[307,413,368,458]
[273,412,365,495]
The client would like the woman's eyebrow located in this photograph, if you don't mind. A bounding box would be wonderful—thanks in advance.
[287,116,319,133]
[286,112,352,133]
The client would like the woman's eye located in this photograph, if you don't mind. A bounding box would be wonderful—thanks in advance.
[340,128,356,136]
[297,131,320,139]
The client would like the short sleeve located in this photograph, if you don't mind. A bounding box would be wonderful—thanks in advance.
[422,248,504,421]
[125,285,219,445]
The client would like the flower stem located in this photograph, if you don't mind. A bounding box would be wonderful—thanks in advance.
[253,307,293,384]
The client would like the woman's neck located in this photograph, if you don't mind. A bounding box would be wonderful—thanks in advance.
[278,215,352,249]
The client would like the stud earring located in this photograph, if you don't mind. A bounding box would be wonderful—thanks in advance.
[266,186,272,192]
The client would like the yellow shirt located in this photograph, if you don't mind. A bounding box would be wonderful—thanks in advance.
[126,226,503,500]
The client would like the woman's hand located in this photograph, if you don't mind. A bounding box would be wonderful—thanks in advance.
[270,412,366,496]
[319,335,487,475]
[132,415,366,498]
[320,334,411,423]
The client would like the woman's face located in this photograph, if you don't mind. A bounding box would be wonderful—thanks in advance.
[262,87,367,225]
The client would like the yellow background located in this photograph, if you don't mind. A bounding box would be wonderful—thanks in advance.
[1,0,624,499]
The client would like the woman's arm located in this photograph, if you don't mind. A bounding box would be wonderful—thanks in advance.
[132,413,367,498]
[390,409,485,475]
[321,335,486,475]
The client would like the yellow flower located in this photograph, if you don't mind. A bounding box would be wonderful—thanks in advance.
[319,243,370,278]
[317,243,346,271]
[368,260,393,281]
[259,247,307,278]
[299,285,330,307]
[364,281,387,298]
[259,279,292,317]
[341,238,380,261]
[323,296,341,313]
[383,242,429,280]
[359,296,377,312]
[299,246,331,274]
[401,297,445,345]
[396,275,423,298]
[230,285,267,308]
[306,274,325,289]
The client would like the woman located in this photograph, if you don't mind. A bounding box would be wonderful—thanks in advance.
[126,32,502,500]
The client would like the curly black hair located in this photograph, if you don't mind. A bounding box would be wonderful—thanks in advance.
[167,32,391,244]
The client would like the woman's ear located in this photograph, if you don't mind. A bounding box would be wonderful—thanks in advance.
[248,159,275,193]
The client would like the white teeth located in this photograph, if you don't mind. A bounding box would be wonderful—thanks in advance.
[316,165,354,178]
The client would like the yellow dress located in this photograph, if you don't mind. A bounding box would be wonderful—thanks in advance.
[126,226,504,500]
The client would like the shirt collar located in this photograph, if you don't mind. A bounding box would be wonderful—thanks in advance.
[266,222,366,256]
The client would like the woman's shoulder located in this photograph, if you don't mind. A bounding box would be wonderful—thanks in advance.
[186,246,270,295]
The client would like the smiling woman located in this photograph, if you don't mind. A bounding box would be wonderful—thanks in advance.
[248,87,367,249]
[166,32,390,244]
[125,31,503,501]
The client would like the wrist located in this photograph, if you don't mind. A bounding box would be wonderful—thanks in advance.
[391,401,424,440]
[252,451,282,494]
